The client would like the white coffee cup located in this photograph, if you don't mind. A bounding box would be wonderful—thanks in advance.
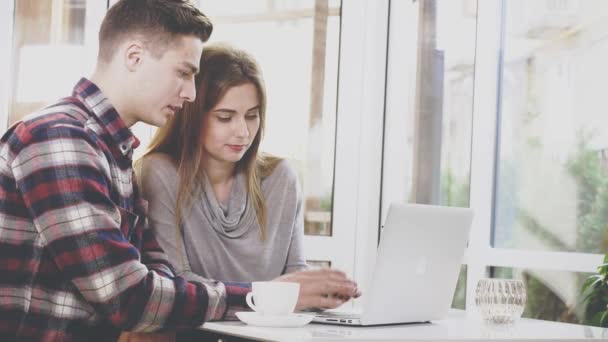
[245,281,300,315]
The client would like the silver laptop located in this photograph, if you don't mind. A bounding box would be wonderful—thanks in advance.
[313,203,473,326]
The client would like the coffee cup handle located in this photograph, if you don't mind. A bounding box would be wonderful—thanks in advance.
[245,292,257,312]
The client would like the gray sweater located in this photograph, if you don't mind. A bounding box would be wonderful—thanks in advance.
[139,153,308,284]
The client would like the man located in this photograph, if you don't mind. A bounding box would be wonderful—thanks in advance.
[0,0,358,340]
[0,1,215,340]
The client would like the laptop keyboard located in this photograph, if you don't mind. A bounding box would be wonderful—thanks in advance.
[315,311,361,319]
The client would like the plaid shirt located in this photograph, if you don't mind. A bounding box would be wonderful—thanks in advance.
[0,78,250,341]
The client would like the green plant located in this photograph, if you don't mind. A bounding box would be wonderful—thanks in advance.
[580,253,608,327]
[440,169,470,208]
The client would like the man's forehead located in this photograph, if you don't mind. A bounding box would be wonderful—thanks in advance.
[166,36,203,69]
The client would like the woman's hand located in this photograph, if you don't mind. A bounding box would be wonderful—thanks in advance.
[273,269,361,310]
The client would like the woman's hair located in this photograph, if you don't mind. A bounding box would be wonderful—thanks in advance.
[141,42,281,239]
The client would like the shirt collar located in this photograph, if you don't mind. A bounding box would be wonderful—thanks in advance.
[72,78,140,156]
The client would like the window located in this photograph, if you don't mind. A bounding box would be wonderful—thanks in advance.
[494,0,608,254]
[476,0,608,326]
[8,0,103,125]
[414,0,477,209]
[385,0,606,325]
[452,265,468,309]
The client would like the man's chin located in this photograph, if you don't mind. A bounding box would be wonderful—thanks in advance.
[146,116,170,128]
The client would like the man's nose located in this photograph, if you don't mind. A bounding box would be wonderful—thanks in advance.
[181,78,196,102]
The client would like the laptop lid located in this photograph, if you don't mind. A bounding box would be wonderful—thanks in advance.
[312,203,473,326]
[358,203,473,325]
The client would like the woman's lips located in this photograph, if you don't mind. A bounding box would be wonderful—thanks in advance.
[227,144,246,152]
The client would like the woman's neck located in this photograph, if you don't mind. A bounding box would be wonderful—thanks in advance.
[204,157,237,205]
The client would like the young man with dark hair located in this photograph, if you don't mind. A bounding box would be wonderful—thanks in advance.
[0,1,250,340]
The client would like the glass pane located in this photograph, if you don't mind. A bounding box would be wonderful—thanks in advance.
[490,267,596,326]
[307,260,331,269]
[494,0,608,253]
[408,0,477,207]
[10,0,98,124]
[437,0,477,208]
[201,0,340,236]
[451,265,467,309]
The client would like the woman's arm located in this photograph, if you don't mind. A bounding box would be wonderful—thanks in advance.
[271,161,360,309]
[139,154,251,320]
[283,163,309,274]
[139,155,194,279]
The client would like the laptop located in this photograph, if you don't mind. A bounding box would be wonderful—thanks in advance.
[313,203,473,326]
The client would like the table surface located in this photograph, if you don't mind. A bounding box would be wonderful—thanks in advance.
[200,310,608,341]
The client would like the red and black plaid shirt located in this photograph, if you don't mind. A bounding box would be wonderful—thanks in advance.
[0,78,249,341]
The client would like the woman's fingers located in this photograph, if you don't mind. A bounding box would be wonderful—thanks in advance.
[300,278,358,297]
[275,268,361,310]
[297,292,345,310]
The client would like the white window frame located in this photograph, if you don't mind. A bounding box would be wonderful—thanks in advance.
[306,0,389,300]
[0,0,15,132]
[384,0,605,317]
[84,0,108,64]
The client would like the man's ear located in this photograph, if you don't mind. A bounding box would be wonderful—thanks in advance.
[124,41,145,72]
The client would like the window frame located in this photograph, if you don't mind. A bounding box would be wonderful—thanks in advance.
[336,0,389,307]
[0,0,15,132]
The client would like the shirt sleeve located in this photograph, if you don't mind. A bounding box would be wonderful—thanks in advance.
[139,154,251,320]
[11,123,225,331]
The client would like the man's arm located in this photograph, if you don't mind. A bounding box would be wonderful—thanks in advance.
[12,122,238,331]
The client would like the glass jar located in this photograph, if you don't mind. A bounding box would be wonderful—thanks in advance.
[475,278,527,324]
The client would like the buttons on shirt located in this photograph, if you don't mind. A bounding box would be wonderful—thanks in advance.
[119,143,129,154]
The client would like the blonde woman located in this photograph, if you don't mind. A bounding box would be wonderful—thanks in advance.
[139,43,359,321]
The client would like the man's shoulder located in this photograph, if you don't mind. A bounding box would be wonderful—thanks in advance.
[0,97,98,160]
[24,97,90,130]
[4,97,92,143]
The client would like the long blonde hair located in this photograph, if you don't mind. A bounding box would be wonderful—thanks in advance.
[141,43,281,240]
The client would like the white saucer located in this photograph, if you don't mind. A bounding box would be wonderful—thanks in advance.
[235,311,314,328]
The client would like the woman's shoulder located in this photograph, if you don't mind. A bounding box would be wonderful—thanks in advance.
[139,152,179,179]
[257,154,296,179]
[261,156,298,185]
[141,152,176,168]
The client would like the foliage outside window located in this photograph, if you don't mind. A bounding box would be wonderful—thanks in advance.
[581,254,608,327]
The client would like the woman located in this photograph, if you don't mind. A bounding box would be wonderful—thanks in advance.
[138,43,359,316]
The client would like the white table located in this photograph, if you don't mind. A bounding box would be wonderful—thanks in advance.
[200,310,608,341]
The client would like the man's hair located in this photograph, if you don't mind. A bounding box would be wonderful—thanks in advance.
[98,0,213,63]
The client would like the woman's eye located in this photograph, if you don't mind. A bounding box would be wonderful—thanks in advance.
[218,117,231,122]
[246,113,259,120]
